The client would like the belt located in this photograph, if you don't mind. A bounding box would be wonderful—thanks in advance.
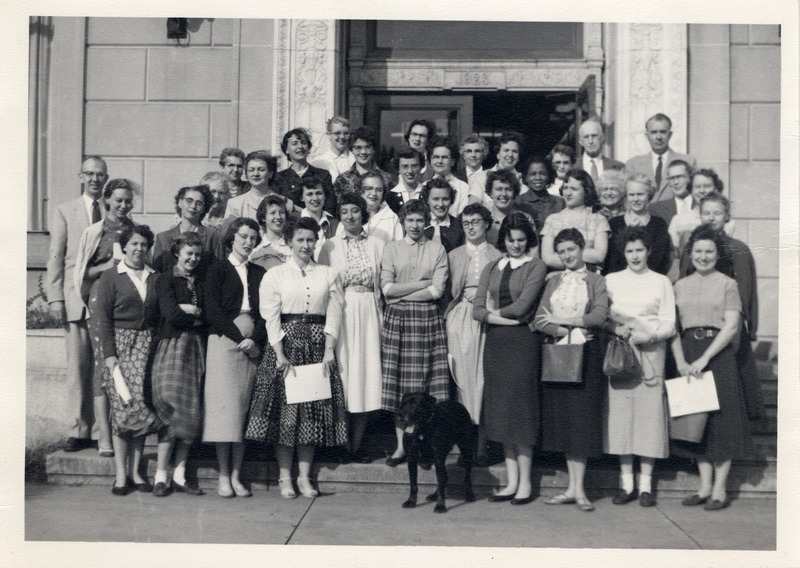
[281,313,326,325]
[346,285,373,293]
[683,327,719,340]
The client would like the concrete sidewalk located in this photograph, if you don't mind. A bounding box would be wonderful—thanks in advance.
[25,483,775,550]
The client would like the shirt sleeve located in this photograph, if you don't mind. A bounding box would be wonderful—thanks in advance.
[380,243,397,296]
[323,269,344,341]
[497,260,546,321]
[93,270,118,358]
[428,243,449,299]
[45,205,68,304]
[580,274,609,329]
[472,262,494,323]
[723,277,743,314]
[260,268,285,346]
[533,276,560,336]
[653,275,677,342]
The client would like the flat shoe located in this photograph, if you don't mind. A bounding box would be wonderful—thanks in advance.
[111,484,129,496]
[385,455,406,467]
[232,484,251,498]
[218,485,235,498]
[278,477,296,499]
[612,489,638,505]
[153,481,172,497]
[682,494,709,506]
[639,491,657,507]
[576,497,595,512]
[99,448,115,458]
[510,496,534,505]
[487,493,515,502]
[703,498,731,511]
[126,477,152,492]
[174,481,205,496]
[544,493,576,505]
[297,477,318,498]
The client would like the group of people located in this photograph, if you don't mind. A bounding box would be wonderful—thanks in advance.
[46,112,762,511]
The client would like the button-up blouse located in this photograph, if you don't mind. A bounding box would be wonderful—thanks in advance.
[380,236,448,305]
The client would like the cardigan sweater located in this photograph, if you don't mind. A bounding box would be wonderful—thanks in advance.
[156,267,206,339]
[533,270,609,336]
[472,256,547,326]
[203,259,267,346]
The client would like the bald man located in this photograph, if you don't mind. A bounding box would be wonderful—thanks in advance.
[576,119,623,182]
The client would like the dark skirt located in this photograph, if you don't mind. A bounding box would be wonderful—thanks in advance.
[540,337,605,458]
[671,335,752,461]
[152,330,205,440]
[381,300,450,412]
[481,325,540,446]
[245,322,348,447]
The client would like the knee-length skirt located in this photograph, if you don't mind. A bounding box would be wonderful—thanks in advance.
[152,330,205,441]
[245,322,348,447]
[446,297,486,424]
[381,300,450,413]
[337,287,383,413]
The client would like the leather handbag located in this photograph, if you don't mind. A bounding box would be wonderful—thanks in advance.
[603,335,642,380]
[541,329,583,383]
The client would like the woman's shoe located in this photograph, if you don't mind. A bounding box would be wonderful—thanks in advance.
[111,483,129,496]
[278,477,296,499]
[174,480,205,496]
[487,493,515,502]
[385,455,406,467]
[297,477,319,498]
[153,481,172,497]
[612,489,638,505]
[510,495,534,505]
[544,493,576,505]
[703,498,731,511]
[681,494,709,506]
[99,447,115,458]
[639,491,657,507]
[217,484,235,498]
[576,497,595,512]
[232,483,251,498]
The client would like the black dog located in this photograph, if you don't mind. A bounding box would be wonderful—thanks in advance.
[397,393,476,513]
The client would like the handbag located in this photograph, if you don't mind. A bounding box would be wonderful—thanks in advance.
[541,328,584,383]
[670,412,708,443]
[603,335,642,380]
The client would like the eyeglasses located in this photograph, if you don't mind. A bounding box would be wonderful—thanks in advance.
[462,220,486,228]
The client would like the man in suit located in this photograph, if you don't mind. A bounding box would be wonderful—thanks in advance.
[46,156,111,453]
[625,113,697,203]
[577,119,624,182]
[648,159,693,225]
[385,148,425,214]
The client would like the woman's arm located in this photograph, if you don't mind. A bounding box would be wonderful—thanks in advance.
[533,278,566,336]
[157,273,196,329]
[93,270,118,362]
[582,229,609,265]
[540,234,563,269]
[472,262,494,323]
[685,309,741,375]
[323,271,344,342]
[579,274,609,329]
[631,278,676,344]
[497,259,546,321]
[399,244,449,302]
[203,264,246,344]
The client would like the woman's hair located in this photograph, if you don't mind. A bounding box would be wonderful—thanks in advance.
[326,116,350,132]
[459,134,489,156]
[563,169,599,207]
[497,212,537,253]
[170,231,204,259]
[404,119,436,144]
[338,192,370,225]
[174,184,213,220]
[349,126,378,151]
[427,136,459,162]
[119,224,154,252]
[398,199,431,225]
[224,217,262,251]
[495,131,524,154]
[394,148,423,169]
[218,147,245,166]
[699,192,732,222]
[485,168,521,197]
[280,128,313,158]
[685,223,728,259]
[553,227,585,251]
[244,150,278,175]
[522,156,556,186]
[421,176,456,204]
[459,202,493,227]
[597,169,627,196]
[357,170,387,199]
[548,144,575,163]
[103,178,134,203]
[200,170,227,186]
[284,216,320,242]
[256,194,288,229]
[617,225,652,256]
[625,172,656,201]
[690,168,724,193]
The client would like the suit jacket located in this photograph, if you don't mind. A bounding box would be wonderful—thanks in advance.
[577,155,625,177]
[423,216,465,254]
[203,259,267,346]
[46,196,104,321]
[625,150,697,203]
[648,198,679,225]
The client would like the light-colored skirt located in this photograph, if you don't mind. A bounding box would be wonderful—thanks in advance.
[446,297,485,424]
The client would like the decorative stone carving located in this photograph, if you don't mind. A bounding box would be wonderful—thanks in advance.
[274,19,291,157]
[445,71,505,90]
[295,20,328,110]
[506,68,593,89]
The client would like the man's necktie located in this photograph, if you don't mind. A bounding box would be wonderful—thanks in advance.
[655,156,663,190]
[590,159,598,181]
[91,200,101,224]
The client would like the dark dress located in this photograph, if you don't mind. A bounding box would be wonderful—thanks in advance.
[604,215,671,276]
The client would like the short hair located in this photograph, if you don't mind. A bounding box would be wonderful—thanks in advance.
[625,172,656,201]
[244,150,278,174]
[485,168,521,197]
[421,176,456,204]
[224,217,262,251]
[170,231,204,259]
[597,169,627,194]
[496,131,524,154]
[645,113,673,130]
[553,227,585,251]
[358,170,387,200]
[563,169,599,207]
[497,212,537,253]
[398,198,431,225]
[690,168,724,193]
[579,118,605,136]
[349,126,378,151]
[82,155,108,171]
[522,156,556,186]
[300,176,325,194]
[699,192,732,221]
[326,116,350,132]
[174,184,214,220]
[280,128,313,157]
[338,192,370,225]
[666,158,692,175]
[103,178,134,201]
[459,134,489,156]
[404,119,436,145]
[218,148,245,166]
[548,144,575,163]
[685,223,727,259]
[395,148,423,168]
[284,216,320,242]
[459,202,493,227]
[119,224,154,252]
[427,136,459,162]
[617,225,652,255]
[256,194,288,228]
[200,171,227,186]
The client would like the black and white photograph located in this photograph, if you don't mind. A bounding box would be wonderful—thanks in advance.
[4,0,799,566]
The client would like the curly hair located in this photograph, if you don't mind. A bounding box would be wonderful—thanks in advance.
[690,169,724,193]
[685,223,727,259]
[398,199,431,225]
[174,185,213,220]
[284,216,320,242]
[563,169,599,207]
[338,192,370,225]
[497,212,537,253]
[485,168,521,197]
[459,203,493,228]
[119,224,154,252]
[223,217,262,251]
[421,176,456,203]
[169,231,204,259]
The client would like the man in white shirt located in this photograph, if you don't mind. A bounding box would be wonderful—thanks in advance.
[625,113,697,202]
[386,148,424,214]
[310,116,355,183]
[577,119,624,182]
[649,159,693,225]
[455,134,488,186]
[425,136,470,216]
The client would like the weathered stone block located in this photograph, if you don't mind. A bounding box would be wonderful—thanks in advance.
[750,104,780,161]
[148,47,233,101]
[731,46,781,103]
[85,48,146,100]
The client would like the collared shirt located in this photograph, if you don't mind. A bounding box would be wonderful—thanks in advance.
[390,181,422,204]
[228,252,251,312]
[117,261,155,302]
[380,235,447,303]
[582,154,603,178]
[498,254,533,271]
[432,173,471,217]
[674,193,693,216]
[300,208,335,258]
[82,193,105,224]
[311,148,356,182]
[650,150,672,179]
[624,211,651,227]
[425,215,451,244]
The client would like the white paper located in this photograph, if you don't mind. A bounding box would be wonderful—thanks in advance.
[557,328,586,345]
[665,371,720,417]
[284,363,332,404]
[112,365,132,404]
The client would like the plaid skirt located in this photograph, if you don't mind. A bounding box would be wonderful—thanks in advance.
[245,322,348,447]
[103,327,160,437]
[381,300,450,412]
[152,330,205,441]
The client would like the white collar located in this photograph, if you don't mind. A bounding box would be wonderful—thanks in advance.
[228,252,249,268]
[301,208,332,224]
[429,216,450,228]
[392,182,421,195]
[465,241,488,254]
[290,258,316,273]
[404,235,427,246]
[624,211,651,227]
[117,261,154,275]
[498,254,532,270]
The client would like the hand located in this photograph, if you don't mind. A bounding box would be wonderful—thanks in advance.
[322,347,335,379]
[49,301,67,327]
[237,338,257,357]
[615,324,632,340]
[275,353,293,380]
[675,359,692,376]
[178,304,201,316]
[104,355,119,375]
[686,357,708,376]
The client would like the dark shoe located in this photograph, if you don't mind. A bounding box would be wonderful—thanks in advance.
[352,449,372,463]
[612,489,638,505]
[639,491,657,507]
[682,494,709,506]
[385,455,406,467]
[510,496,534,505]
[487,493,515,502]
[127,477,153,493]
[153,481,172,497]
[99,448,115,458]
[63,437,88,452]
[419,461,433,471]
[174,481,205,496]
[111,484,129,496]
[473,455,490,468]
[703,498,731,511]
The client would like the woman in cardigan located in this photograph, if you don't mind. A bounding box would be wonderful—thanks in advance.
[473,213,546,504]
[202,218,267,498]
[445,202,503,466]
[92,225,160,495]
[534,228,609,512]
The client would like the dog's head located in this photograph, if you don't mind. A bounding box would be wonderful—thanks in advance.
[397,392,437,432]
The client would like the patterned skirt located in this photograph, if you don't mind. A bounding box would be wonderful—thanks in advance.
[381,300,450,413]
[152,330,205,441]
[103,327,160,437]
[245,322,348,447]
